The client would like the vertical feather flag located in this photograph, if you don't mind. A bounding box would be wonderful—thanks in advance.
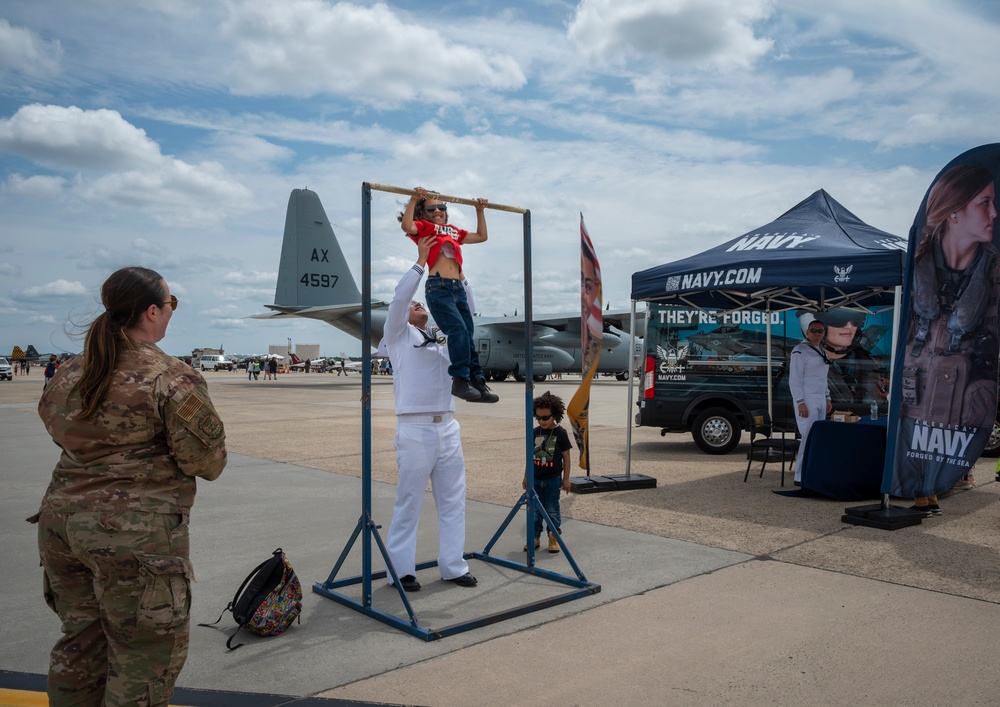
[568,215,602,471]
[884,143,1000,498]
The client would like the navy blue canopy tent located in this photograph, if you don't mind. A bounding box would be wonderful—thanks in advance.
[631,190,907,312]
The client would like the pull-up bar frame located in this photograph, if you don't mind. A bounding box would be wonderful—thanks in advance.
[312,182,600,640]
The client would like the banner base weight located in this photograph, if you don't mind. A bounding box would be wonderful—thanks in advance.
[841,503,924,530]
[603,474,657,490]
[569,475,619,494]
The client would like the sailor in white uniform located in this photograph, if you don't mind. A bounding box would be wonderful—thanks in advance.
[381,235,477,591]
[789,319,832,483]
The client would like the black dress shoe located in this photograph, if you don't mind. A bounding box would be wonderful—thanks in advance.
[399,574,421,592]
[444,572,478,587]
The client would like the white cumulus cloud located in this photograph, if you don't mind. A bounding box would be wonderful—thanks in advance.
[0,18,62,76]
[21,279,88,298]
[221,0,526,104]
[2,173,67,198]
[0,104,164,170]
[569,0,774,70]
[0,104,253,225]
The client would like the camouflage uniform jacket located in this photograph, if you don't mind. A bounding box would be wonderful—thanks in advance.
[37,340,227,515]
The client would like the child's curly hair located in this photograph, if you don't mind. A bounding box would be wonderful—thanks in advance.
[533,391,566,423]
[397,198,431,225]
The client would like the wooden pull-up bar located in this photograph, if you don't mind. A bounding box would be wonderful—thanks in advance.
[364,181,528,215]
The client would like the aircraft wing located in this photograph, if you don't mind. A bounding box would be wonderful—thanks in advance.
[473,309,639,350]
[474,308,637,329]
[253,302,388,324]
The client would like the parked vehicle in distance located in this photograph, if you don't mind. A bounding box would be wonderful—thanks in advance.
[199,354,232,372]
[0,357,12,381]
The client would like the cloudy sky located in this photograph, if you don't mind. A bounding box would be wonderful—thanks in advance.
[1,0,997,358]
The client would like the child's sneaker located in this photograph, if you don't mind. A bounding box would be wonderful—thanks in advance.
[925,503,943,516]
[470,378,499,403]
[547,532,560,553]
[451,377,480,401]
[523,537,540,551]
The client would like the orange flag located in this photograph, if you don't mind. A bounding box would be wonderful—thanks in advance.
[567,215,602,470]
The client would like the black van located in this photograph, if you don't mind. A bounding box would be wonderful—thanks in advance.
[635,303,894,454]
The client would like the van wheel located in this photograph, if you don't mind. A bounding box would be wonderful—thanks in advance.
[692,408,740,455]
[981,418,1000,458]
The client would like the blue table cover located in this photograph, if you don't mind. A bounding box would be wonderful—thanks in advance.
[799,417,887,501]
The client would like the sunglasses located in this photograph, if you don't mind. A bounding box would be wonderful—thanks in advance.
[807,328,824,334]
[534,414,553,421]
[424,204,447,213]
[163,295,178,311]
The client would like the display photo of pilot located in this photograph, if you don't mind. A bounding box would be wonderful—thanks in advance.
[889,150,1000,503]
[796,308,889,409]
[903,164,999,430]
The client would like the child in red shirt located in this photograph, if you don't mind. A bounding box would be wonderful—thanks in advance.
[400,186,498,403]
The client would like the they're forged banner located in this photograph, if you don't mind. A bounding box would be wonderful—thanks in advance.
[887,144,1000,497]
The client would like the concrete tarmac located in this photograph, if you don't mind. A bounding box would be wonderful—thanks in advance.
[2,371,1000,706]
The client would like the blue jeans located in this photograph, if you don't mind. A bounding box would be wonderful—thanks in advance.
[532,475,562,536]
[425,276,482,381]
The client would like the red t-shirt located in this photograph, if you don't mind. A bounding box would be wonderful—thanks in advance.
[408,220,468,269]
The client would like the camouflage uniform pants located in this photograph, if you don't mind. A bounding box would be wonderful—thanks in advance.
[37,511,194,707]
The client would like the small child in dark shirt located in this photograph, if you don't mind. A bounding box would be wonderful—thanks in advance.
[523,391,573,553]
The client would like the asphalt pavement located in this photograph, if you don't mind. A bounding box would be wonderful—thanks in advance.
[2,372,1000,706]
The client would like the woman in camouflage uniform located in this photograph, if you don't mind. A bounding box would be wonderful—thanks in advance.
[32,266,227,706]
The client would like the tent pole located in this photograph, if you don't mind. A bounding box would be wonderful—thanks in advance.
[766,300,773,420]
[880,285,904,510]
[624,300,638,477]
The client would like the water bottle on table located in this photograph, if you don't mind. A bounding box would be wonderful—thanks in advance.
[870,401,878,420]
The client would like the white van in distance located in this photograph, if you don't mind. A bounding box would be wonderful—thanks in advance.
[200,355,232,371]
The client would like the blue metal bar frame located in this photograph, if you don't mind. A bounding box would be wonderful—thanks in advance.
[312,183,600,641]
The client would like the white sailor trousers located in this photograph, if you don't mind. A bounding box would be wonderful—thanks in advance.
[385,417,470,581]
[794,396,827,482]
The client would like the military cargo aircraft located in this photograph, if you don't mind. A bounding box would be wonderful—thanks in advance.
[288,352,361,372]
[253,188,641,381]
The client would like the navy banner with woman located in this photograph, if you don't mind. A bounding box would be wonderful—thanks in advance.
[887,144,1000,498]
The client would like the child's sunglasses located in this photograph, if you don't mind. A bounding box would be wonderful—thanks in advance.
[424,204,447,213]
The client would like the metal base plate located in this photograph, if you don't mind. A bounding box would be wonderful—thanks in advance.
[841,503,924,530]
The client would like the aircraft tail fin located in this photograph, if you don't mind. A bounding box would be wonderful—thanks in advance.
[274,189,361,307]
[288,352,304,365]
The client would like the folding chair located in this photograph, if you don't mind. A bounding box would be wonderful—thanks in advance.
[744,408,800,487]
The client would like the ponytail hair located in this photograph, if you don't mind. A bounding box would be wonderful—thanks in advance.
[915,165,994,260]
[74,267,166,418]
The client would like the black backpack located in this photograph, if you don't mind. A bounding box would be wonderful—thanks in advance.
[200,548,303,650]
